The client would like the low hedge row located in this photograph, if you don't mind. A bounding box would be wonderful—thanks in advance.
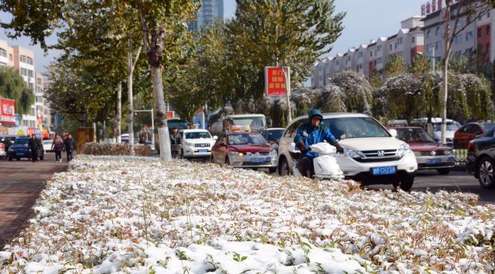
[81,143,152,156]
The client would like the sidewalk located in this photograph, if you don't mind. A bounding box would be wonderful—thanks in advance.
[0,156,67,248]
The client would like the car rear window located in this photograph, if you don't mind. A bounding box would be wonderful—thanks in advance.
[228,134,267,145]
[15,138,29,144]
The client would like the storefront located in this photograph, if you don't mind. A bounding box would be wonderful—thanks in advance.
[0,98,16,136]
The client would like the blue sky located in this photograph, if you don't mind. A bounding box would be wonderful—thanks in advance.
[1,0,427,72]
[224,0,426,59]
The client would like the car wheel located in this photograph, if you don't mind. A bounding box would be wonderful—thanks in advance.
[16,157,20,161]
[477,157,495,189]
[399,173,414,191]
[278,157,290,176]
[8,156,12,161]
[225,156,231,166]
[437,168,450,175]
[40,154,44,161]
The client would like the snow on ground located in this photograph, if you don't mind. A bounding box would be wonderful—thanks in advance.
[1,156,494,273]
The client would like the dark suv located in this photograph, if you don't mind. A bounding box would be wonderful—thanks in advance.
[466,128,495,188]
[7,136,44,161]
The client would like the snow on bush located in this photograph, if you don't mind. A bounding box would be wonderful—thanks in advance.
[1,156,494,273]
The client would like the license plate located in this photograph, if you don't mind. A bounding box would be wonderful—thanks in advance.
[198,149,209,153]
[427,158,441,165]
[371,166,396,176]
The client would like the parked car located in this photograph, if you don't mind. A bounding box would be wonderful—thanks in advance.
[394,127,455,174]
[277,113,418,191]
[43,139,54,152]
[7,136,44,161]
[177,129,216,158]
[454,122,495,149]
[261,128,285,143]
[466,127,495,188]
[410,117,461,146]
[0,136,16,151]
[211,131,277,172]
[0,142,5,159]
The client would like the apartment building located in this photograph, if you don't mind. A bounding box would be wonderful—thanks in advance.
[311,16,424,88]
[0,40,51,130]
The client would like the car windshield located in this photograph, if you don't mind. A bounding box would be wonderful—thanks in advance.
[263,130,284,142]
[15,138,29,144]
[484,128,495,137]
[323,117,390,139]
[168,120,188,129]
[482,123,495,134]
[433,122,461,131]
[185,131,211,139]
[231,117,265,130]
[228,134,267,145]
[396,128,435,143]
[43,140,52,144]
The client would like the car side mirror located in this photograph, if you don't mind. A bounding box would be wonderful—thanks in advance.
[389,129,398,138]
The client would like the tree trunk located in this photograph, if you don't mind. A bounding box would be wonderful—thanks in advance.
[441,4,451,145]
[116,82,122,143]
[442,56,449,145]
[151,64,171,160]
[128,44,135,155]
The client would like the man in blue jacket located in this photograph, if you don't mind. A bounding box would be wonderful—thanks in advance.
[294,108,343,178]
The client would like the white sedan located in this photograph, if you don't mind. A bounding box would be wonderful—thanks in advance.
[178,129,216,158]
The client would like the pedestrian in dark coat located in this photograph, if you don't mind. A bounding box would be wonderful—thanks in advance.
[28,134,39,162]
[64,134,75,161]
[52,134,64,162]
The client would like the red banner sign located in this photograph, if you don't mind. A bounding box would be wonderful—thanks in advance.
[167,111,175,120]
[0,98,16,126]
[265,66,289,97]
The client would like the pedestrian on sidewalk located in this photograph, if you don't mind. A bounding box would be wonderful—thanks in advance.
[64,133,75,162]
[52,134,64,162]
[28,134,39,162]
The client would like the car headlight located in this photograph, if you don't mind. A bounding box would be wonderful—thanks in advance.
[397,143,411,158]
[228,151,244,162]
[270,149,278,161]
[345,149,365,159]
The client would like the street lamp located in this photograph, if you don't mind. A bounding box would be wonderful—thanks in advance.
[134,109,155,149]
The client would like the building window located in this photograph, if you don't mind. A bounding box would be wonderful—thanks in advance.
[0,48,6,57]
[411,37,416,43]
[426,29,431,38]
[28,69,33,78]
[435,26,440,36]
[486,25,491,35]
[389,44,393,50]
[29,83,34,90]
[20,55,33,65]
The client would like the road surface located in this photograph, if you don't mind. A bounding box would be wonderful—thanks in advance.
[0,152,67,248]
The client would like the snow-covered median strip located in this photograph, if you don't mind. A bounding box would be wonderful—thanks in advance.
[1,156,494,273]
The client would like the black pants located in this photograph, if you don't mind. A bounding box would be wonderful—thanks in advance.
[297,157,314,178]
[31,152,38,162]
[66,150,73,161]
[55,150,62,161]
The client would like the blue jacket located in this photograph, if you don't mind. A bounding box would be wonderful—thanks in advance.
[294,123,337,159]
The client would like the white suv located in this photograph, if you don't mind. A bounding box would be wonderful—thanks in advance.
[178,129,216,158]
[277,113,418,190]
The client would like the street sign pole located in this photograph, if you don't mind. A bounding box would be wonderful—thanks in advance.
[283,67,292,123]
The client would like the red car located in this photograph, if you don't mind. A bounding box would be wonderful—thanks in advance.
[454,122,495,149]
[211,132,278,172]
[395,127,455,174]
